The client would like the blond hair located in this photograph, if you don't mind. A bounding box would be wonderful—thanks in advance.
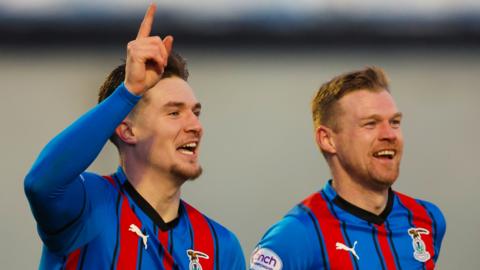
[311,66,390,131]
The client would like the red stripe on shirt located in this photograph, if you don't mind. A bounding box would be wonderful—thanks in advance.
[396,192,436,270]
[184,202,215,270]
[302,192,355,270]
[103,175,117,189]
[116,196,142,270]
[64,248,81,270]
[375,224,397,270]
[158,230,174,270]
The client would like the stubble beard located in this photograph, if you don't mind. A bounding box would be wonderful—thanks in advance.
[171,163,203,182]
[367,160,401,190]
[340,156,401,192]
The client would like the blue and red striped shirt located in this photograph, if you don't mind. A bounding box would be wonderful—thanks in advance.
[39,168,245,270]
[24,83,245,269]
[250,181,446,270]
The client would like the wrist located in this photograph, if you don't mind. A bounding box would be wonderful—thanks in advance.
[123,81,144,96]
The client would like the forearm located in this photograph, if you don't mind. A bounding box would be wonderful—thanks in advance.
[24,83,140,231]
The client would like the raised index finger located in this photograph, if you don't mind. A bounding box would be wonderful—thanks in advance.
[136,3,157,39]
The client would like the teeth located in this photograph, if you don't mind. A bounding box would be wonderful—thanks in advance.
[178,149,194,155]
[374,150,395,157]
[178,142,197,155]
[180,142,197,147]
[182,142,197,148]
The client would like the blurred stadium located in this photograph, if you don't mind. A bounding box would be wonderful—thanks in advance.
[1,0,480,47]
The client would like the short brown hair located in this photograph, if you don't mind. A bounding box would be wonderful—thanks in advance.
[98,51,189,147]
[98,51,189,103]
[311,66,389,131]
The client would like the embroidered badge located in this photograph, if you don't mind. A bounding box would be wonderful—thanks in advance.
[408,227,431,262]
[129,224,149,250]
[336,241,360,260]
[186,249,209,270]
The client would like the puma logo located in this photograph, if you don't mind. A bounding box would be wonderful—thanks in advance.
[336,241,360,260]
[129,224,149,250]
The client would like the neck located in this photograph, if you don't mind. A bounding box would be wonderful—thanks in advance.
[121,157,184,223]
[330,165,390,215]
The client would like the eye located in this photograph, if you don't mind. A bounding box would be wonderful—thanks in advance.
[390,119,401,128]
[363,121,376,128]
[168,111,180,117]
[193,110,201,117]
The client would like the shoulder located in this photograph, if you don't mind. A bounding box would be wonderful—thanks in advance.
[206,218,246,269]
[81,171,117,185]
[395,192,446,224]
[81,172,126,191]
[182,202,246,269]
[39,172,119,254]
[182,201,239,244]
[264,202,319,243]
[80,172,121,198]
[203,215,241,247]
[76,171,113,186]
[416,198,445,219]
[250,205,318,270]
[395,191,446,239]
[416,198,447,236]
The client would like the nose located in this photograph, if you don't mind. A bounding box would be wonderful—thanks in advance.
[378,121,398,141]
[185,111,203,136]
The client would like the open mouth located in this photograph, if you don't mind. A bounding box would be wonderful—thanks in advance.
[373,150,396,160]
[177,142,198,156]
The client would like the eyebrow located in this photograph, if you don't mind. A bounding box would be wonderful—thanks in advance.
[360,112,403,120]
[163,101,202,110]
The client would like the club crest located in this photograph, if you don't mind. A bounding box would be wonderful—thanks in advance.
[408,227,431,262]
[186,249,209,270]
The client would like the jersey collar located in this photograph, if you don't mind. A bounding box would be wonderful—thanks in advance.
[323,180,394,225]
[115,166,182,231]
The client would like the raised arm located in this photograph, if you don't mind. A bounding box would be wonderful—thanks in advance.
[24,4,172,239]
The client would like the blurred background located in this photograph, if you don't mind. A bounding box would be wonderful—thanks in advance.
[1,0,479,269]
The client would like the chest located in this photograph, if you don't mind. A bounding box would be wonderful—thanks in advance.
[77,196,217,270]
[310,217,437,270]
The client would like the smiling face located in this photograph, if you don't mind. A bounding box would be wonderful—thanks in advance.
[330,89,403,190]
[130,76,203,181]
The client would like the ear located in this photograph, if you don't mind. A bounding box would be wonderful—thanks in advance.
[115,119,137,145]
[315,125,336,154]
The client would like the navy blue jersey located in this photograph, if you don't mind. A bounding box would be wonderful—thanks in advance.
[24,84,245,269]
[250,181,446,270]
